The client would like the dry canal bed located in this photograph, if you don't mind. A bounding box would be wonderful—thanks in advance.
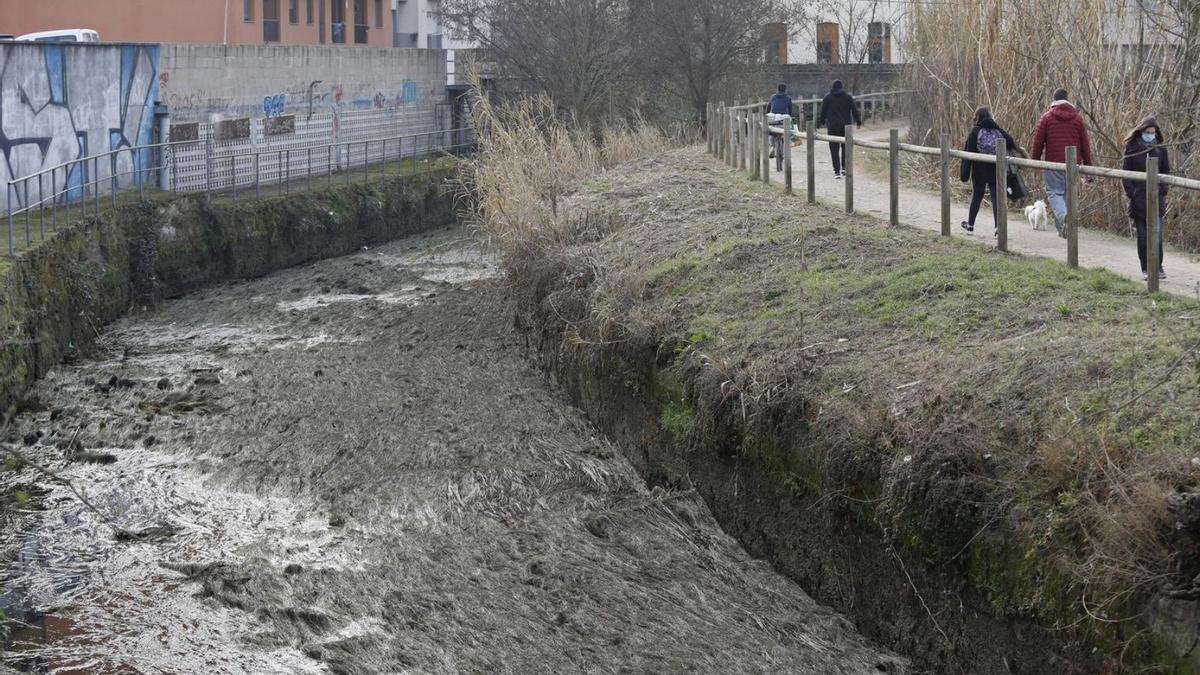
[0,228,905,673]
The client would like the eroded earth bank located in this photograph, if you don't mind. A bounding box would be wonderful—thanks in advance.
[0,228,906,673]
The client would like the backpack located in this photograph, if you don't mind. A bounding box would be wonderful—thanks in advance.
[977,127,1003,155]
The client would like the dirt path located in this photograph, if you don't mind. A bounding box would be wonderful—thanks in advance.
[765,124,1200,298]
[0,228,906,673]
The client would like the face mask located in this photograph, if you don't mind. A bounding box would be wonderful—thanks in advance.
[1142,132,1156,144]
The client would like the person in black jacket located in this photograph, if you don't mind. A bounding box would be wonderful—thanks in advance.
[1121,116,1170,280]
[816,80,862,178]
[959,107,1020,234]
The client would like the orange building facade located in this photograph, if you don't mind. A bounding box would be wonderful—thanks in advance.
[1,0,394,48]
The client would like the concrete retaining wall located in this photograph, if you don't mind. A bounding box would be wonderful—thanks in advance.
[0,43,161,206]
[767,64,909,101]
[0,170,457,414]
[160,44,447,124]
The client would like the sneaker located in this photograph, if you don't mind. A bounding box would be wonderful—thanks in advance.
[1159,267,1167,279]
[1057,227,1067,239]
[960,221,974,233]
[834,173,842,180]
[1141,271,1148,281]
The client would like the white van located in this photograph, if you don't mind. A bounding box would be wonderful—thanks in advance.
[15,29,100,43]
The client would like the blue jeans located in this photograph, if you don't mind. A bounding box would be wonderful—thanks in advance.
[1043,170,1067,232]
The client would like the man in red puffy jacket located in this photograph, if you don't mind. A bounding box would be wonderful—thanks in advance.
[1030,88,1094,237]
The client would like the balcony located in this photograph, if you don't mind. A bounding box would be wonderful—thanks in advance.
[332,21,345,44]
[394,32,418,48]
[354,23,369,44]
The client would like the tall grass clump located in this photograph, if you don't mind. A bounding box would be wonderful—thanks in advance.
[907,0,1200,251]
[458,93,678,269]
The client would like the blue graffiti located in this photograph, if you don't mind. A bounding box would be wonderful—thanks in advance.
[263,93,287,117]
[0,42,160,207]
[399,80,418,104]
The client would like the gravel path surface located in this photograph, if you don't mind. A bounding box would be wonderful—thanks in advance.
[765,124,1200,298]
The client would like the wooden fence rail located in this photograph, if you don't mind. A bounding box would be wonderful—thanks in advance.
[710,92,1200,293]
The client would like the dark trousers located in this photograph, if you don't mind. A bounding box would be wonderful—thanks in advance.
[828,125,846,174]
[1135,215,1166,272]
[968,168,1000,227]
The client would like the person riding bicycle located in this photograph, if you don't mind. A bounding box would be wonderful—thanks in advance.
[768,83,793,118]
[767,84,794,158]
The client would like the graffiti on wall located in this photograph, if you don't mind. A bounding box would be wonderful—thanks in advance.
[0,43,160,207]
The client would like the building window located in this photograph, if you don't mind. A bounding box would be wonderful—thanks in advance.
[331,0,345,43]
[244,0,254,21]
[289,0,299,24]
[868,22,892,64]
[353,0,368,43]
[375,0,383,28]
[816,22,839,64]
[263,0,281,41]
[307,0,314,23]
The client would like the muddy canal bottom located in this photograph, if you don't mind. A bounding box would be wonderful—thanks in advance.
[0,229,905,673]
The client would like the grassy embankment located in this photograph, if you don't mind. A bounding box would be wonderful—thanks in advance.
[464,99,1200,671]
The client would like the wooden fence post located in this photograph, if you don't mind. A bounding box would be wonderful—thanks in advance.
[734,109,744,170]
[706,102,714,155]
[784,117,793,195]
[762,111,771,184]
[750,108,759,179]
[728,105,736,168]
[1066,146,1079,268]
[806,119,816,205]
[889,128,900,226]
[996,138,1008,251]
[844,125,855,214]
[940,133,951,236]
[1147,155,1160,292]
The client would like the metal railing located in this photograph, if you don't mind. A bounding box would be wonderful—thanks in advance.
[709,91,1200,293]
[5,126,476,256]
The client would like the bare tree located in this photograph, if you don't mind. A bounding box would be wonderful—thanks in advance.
[792,0,906,65]
[438,0,638,122]
[630,0,785,123]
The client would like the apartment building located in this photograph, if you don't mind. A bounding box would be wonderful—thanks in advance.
[1,0,452,50]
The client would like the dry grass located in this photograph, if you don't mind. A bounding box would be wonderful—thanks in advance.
[502,142,1200,668]
[907,0,1200,251]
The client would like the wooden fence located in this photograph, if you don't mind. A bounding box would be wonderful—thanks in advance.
[706,94,1200,293]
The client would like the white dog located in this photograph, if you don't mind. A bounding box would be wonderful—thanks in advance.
[1024,200,1049,230]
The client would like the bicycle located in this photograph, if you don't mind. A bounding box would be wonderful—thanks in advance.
[767,113,792,172]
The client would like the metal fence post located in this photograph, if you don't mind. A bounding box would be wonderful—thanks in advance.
[38,174,45,240]
[889,128,899,226]
[307,147,313,185]
[940,133,951,236]
[784,117,793,195]
[255,153,261,199]
[232,156,238,201]
[279,151,285,196]
[285,149,291,195]
[1147,156,1160,292]
[995,139,1009,251]
[110,154,117,209]
[328,145,333,188]
[205,138,213,193]
[844,125,855,214]
[51,169,57,230]
[24,180,31,246]
[93,157,100,213]
[806,119,816,205]
[7,184,13,255]
[1066,146,1079,268]
[347,144,352,185]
